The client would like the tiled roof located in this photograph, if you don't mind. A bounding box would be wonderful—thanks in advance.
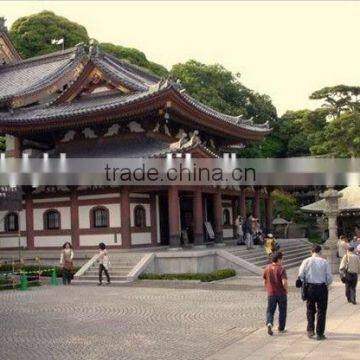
[0,91,157,122]
[0,47,83,102]
[301,186,360,213]
[0,44,271,134]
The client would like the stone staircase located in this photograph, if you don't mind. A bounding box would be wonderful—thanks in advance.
[73,253,146,285]
[228,239,312,270]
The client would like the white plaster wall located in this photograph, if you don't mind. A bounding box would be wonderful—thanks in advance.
[0,210,26,232]
[34,236,71,247]
[0,236,26,248]
[130,203,150,226]
[80,233,121,246]
[131,232,151,245]
[223,228,234,239]
[78,193,120,200]
[33,207,71,230]
[78,204,121,229]
[33,197,70,203]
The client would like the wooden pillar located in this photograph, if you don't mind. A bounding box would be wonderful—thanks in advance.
[253,187,261,220]
[24,190,34,250]
[193,188,204,245]
[121,187,131,248]
[168,186,181,247]
[265,188,273,233]
[5,134,21,158]
[239,189,247,218]
[150,193,158,246]
[213,190,223,243]
[69,186,80,249]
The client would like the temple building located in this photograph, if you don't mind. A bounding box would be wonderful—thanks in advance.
[0,18,273,250]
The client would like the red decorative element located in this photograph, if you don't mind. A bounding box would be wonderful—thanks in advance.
[193,188,204,245]
[168,186,180,247]
[150,194,158,246]
[120,187,131,248]
[25,193,34,249]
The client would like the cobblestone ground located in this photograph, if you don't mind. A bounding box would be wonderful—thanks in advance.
[0,278,302,360]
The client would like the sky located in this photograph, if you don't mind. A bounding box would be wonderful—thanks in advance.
[2,1,360,114]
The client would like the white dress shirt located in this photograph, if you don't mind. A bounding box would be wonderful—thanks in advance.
[299,253,333,285]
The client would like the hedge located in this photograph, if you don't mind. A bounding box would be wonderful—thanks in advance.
[0,264,80,277]
[139,268,236,282]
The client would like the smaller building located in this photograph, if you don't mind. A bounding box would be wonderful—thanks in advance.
[301,186,360,238]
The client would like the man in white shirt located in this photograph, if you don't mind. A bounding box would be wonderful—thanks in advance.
[298,244,332,341]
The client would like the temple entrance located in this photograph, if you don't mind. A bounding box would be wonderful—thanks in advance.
[158,193,169,246]
[204,194,215,242]
[179,193,194,244]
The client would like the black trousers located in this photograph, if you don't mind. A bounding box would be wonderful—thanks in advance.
[345,273,358,303]
[306,283,328,336]
[62,268,72,285]
[266,295,287,330]
[99,264,110,283]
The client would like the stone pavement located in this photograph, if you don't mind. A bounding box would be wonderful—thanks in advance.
[0,276,302,360]
[1,272,359,360]
[208,277,360,360]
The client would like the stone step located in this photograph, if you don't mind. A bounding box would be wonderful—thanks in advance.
[71,279,131,286]
[231,243,311,255]
[85,271,130,276]
[231,245,311,261]
[254,253,309,268]
[78,275,128,281]
[88,265,134,270]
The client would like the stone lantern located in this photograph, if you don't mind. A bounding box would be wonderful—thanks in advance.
[320,187,342,273]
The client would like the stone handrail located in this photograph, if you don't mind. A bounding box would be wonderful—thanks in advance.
[127,253,155,281]
[74,253,100,277]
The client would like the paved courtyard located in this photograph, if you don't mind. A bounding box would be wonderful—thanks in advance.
[0,276,303,360]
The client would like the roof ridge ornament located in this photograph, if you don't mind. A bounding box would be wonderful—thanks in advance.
[0,17,7,32]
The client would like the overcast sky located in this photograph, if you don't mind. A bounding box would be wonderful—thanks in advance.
[2,1,360,114]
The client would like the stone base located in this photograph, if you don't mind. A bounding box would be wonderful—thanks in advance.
[193,244,207,249]
[322,247,339,274]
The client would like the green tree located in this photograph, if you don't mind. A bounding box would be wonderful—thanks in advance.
[99,43,168,77]
[310,111,360,157]
[272,189,298,221]
[310,85,360,118]
[10,11,89,58]
[274,108,327,157]
[171,60,277,125]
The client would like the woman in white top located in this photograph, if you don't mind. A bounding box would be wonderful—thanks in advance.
[98,242,111,285]
[60,242,74,285]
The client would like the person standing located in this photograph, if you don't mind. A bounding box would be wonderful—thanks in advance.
[60,242,74,285]
[337,235,348,259]
[263,251,288,335]
[235,215,244,244]
[298,245,332,340]
[97,242,111,286]
[264,234,276,258]
[339,246,360,304]
[243,215,254,250]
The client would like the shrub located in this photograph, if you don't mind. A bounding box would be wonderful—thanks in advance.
[139,269,236,282]
[0,265,79,277]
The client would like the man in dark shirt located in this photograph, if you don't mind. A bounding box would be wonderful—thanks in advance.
[263,251,288,335]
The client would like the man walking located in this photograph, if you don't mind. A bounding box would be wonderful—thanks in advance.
[339,246,360,304]
[263,251,288,335]
[298,245,332,340]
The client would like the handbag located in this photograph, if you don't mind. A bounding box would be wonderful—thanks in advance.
[340,255,350,284]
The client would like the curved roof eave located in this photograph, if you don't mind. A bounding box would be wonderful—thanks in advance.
[0,85,272,141]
